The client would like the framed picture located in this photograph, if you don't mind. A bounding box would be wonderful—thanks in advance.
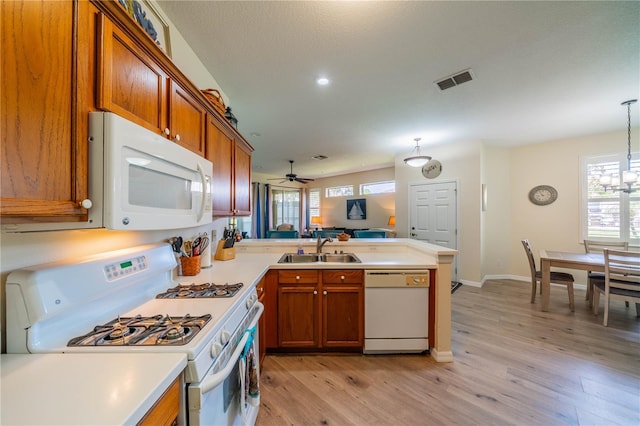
[347,199,367,220]
[118,0,172,57]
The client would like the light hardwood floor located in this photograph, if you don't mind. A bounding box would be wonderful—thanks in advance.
[256,279,640,425]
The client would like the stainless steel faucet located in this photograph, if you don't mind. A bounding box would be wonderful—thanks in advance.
[316,235,333,253]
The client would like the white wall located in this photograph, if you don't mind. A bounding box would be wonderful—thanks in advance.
[311,168,396,230]
[395,140,482,282]
[508,129,634,283]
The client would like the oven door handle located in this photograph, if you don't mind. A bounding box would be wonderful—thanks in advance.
[200,302,264,394]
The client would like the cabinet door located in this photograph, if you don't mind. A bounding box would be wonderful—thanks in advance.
[169,80,206,156]
[278,284,319,348]
[207,115,234,215]
[138,376,180,426]
[1,0,91,222]
[233,140,252,215]
[97,15,167,135]
[322,284,364,348]
[322,270,364,348]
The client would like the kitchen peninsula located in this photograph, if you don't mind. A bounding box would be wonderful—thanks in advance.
[198,237,456,362]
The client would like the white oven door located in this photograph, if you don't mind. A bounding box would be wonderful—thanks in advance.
[188,303,263,426]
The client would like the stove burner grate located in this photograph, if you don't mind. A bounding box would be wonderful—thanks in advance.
[156,282,243,299]
[67,314,211,346]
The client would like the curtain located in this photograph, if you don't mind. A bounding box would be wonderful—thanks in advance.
[251,182,261,238]
[301,187,308,233]
[264,184,271,235]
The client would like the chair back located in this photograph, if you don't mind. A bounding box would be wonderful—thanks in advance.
[354,230,387,238]
[521,239,537,279]
[604,248,640,291]
[266,230,299,239]
[313,230,343,238]
[276,223,294,231]
[584,239,629,253]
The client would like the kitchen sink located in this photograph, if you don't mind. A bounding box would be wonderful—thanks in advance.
[319,253,361,263]
[278,253,320,263]
[277,253,361,263]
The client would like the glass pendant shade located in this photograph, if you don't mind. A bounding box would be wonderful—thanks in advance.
[404,138,431,167]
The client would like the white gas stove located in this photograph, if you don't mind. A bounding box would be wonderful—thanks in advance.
[5,243,263,425]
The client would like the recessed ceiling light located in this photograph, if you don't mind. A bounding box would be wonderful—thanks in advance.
[316,77,330,86]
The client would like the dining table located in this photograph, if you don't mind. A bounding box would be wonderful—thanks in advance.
[539,250,605,311]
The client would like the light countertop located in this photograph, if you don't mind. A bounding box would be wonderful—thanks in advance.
[1,353,187,426]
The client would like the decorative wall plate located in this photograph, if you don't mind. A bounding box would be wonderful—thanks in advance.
[528,185,558,206]
[422,159,442,179]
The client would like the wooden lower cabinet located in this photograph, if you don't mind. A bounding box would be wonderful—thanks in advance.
[276,269,363,350]
[137,376,180,426]
[277,270,320,348]
[322,270,364,348]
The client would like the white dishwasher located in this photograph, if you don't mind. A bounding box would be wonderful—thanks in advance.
[364,270,430,354]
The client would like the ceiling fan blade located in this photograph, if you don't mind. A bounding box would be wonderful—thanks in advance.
[295,177,314,183]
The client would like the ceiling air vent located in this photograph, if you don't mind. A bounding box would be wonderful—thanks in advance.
[435,69,473,91]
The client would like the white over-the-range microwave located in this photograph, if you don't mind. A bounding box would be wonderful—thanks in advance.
[2,112,213,232]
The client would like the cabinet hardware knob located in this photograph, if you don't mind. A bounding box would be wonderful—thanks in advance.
[174,133,181,142]
[80,199,93,209]
[296,275,300,280]
[340,275,345,280]
[323,290,327,295]
[164,128,170,136]
[313,290,318,295]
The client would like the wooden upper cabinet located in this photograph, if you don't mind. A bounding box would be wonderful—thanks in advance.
[97,13,205,155]
[1,0,95,222]
[169,81,206,156]
[97,14,167,135]
[206,114,252,216]
[233,140,252,215]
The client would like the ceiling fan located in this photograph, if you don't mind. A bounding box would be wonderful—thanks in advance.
[269,160,315,184]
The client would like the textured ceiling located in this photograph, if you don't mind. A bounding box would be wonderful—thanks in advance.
[157,1,640,179]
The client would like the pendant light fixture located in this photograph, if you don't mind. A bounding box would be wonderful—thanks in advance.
[600,99,638,193]
[404,137,431,167]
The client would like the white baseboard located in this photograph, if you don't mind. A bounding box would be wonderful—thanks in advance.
[481,274,587,291]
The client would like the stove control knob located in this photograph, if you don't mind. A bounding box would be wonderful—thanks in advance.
[220,331,231,346]
[210,342,222,358]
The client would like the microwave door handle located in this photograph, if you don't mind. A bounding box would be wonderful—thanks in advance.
[199,302,264,394]
[196,163,207,222]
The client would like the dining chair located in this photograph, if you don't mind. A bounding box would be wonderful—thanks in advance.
[353,230,387,238]
[313,230,344,238]
[266,230,299,239]
[521,239,576,311]
[592,248,640,326]
[276,223,294,231]
[583,240,629,306]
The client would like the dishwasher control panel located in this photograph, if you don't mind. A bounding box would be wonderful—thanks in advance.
[365,270,430,287]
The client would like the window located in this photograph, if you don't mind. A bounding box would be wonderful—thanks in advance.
[271,187,301,231]
[360,180,395,195]
[326,185,353,197]
[309,188,321,219]
[583,154,640,243]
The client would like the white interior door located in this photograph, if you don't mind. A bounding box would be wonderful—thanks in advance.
[409,181,458,280]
